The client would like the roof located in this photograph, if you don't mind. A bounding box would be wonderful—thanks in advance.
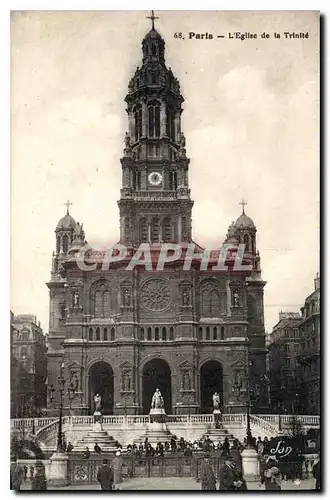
[143,28,164,41]
[235,213,256,229]
[56,213,76,231]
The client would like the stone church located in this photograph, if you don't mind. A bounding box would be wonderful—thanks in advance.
[46,18,267,416]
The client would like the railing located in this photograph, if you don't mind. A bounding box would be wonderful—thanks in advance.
[11,418,57,433]
[258,415,320,427]
[250,415,278,436]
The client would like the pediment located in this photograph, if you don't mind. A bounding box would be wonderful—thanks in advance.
[119,360,133,370]
[179,359,193,370]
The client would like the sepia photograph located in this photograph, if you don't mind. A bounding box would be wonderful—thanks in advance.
[10,9,320,491]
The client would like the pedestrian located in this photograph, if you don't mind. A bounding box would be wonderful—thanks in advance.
[66,441,74,453]
[29,465,34,481]
[260,454,278,488]
[200,458,216,490]
[221,437,230,456]
[10,456,24,491]
[94,442,102,454]
[23,465,28,481]
[264,466,281,490]
[263,436,270,455]
[83,446,90,459]
[97,458,114,491]
[230,442,242,474]
[113,450,123,490]
[219,455,238,491]
[31,461,47,491]
[312,455,320,490]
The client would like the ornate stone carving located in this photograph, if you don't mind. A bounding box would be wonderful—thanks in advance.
[181,288,191,306]
[141,278,172,311]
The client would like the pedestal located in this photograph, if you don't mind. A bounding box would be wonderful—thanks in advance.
[149,408,166,423]
[241,447,259,480]
[93,411,102,424]
[48,452,69,487]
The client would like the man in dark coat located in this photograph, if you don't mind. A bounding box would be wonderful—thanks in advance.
[221,437,230,456]
[31,461,47,491]
[94,443,102,454]
[200,458,216,490]
[10,456,24,491]
[313,457,320,490]
[219,455,238,491]
[97,459,114,491]
[230,442,242,474]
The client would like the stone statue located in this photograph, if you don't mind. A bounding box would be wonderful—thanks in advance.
[182,288,190,306]
[124,132,131,148]
[122,371,131,391]
[123,288,131,306]
[213,392,220,410]
[151,388,164,410]
[233,290,240,307]
[227,222,237,240]
[183,371,191,390]
[73,291,80,307]
[71,372,79,392]
[180,132,186,148]
[94,393,102,412]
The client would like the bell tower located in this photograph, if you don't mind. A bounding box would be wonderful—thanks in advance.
[118,12,193,246]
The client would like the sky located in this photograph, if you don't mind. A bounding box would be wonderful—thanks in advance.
[10,10,320,334]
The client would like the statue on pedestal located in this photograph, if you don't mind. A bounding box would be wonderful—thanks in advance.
[213,392,220,411]
[94,393,102,413]
[151,388,164,410]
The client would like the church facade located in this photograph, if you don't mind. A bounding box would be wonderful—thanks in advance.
[46,20,268,416]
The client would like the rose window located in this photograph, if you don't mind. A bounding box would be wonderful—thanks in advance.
[141,279,172,311]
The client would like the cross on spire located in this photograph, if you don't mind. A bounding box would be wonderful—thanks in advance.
[239,198,247,215]
[64,200,72,215]
[146,10,159,30]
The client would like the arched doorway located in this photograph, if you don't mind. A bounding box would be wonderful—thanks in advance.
[89,362,114,415]
[200,360,223,413]
[142,359,172,414]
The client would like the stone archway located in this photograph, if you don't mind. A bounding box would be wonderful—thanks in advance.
[88,361,114,415]
[200,360,223,414]
[142,359,172,414]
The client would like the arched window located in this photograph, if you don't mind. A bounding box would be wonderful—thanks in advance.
[199,327,203,340]
[139,218,148,243]
[169,172,178,191]
[134,104,142,141]
[220,327,225,340]
[133,171,141,190]
[162,327,167,341]
[96,327,100,341]
[147,327,152,341]
[89,328,93,341]
[56,236,60,254]
[140,327,144,340]
[163,218,172,242]
[148,100,160,138]
[166,108,175,140]
[94,284,111,318]
[155,327,159,341]
[244,234,250,251]
[151,43,157,55]
[145,45,149,55]
[213,327,218,340]
[151,218,159,243]
[181,216,188,240]
[211,290,220,316]
[169,327,174,340]
[206,327,210,340]
[62,234,69,253]
[110,327,115,341]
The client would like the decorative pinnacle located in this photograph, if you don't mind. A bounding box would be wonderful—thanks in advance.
[146,10,159,30]
[239,198,247,215]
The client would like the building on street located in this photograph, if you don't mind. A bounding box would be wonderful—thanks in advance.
[46,15,268,417]
[11,313,47,417]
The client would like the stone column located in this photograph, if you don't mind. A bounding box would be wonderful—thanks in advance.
[147,219,152,243]
[48,452,69,487]
[241,447,259,482]
[160,102,166,137]
[178,215,182,242]
[142,100,147,138]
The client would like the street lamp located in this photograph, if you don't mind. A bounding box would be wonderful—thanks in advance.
[48,363,76,453]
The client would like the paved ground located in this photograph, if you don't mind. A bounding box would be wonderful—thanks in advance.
[21,477,316,491]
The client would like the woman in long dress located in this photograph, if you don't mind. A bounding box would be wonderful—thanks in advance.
[113,451,123,490]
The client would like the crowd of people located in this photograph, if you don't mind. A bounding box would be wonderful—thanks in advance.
[10,432,320,491]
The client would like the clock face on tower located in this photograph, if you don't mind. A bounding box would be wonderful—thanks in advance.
[148,172,163,186]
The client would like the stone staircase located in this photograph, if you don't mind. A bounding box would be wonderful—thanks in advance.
[73,425,119,452]
[134,422,175,445]
[203,424,235,445]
